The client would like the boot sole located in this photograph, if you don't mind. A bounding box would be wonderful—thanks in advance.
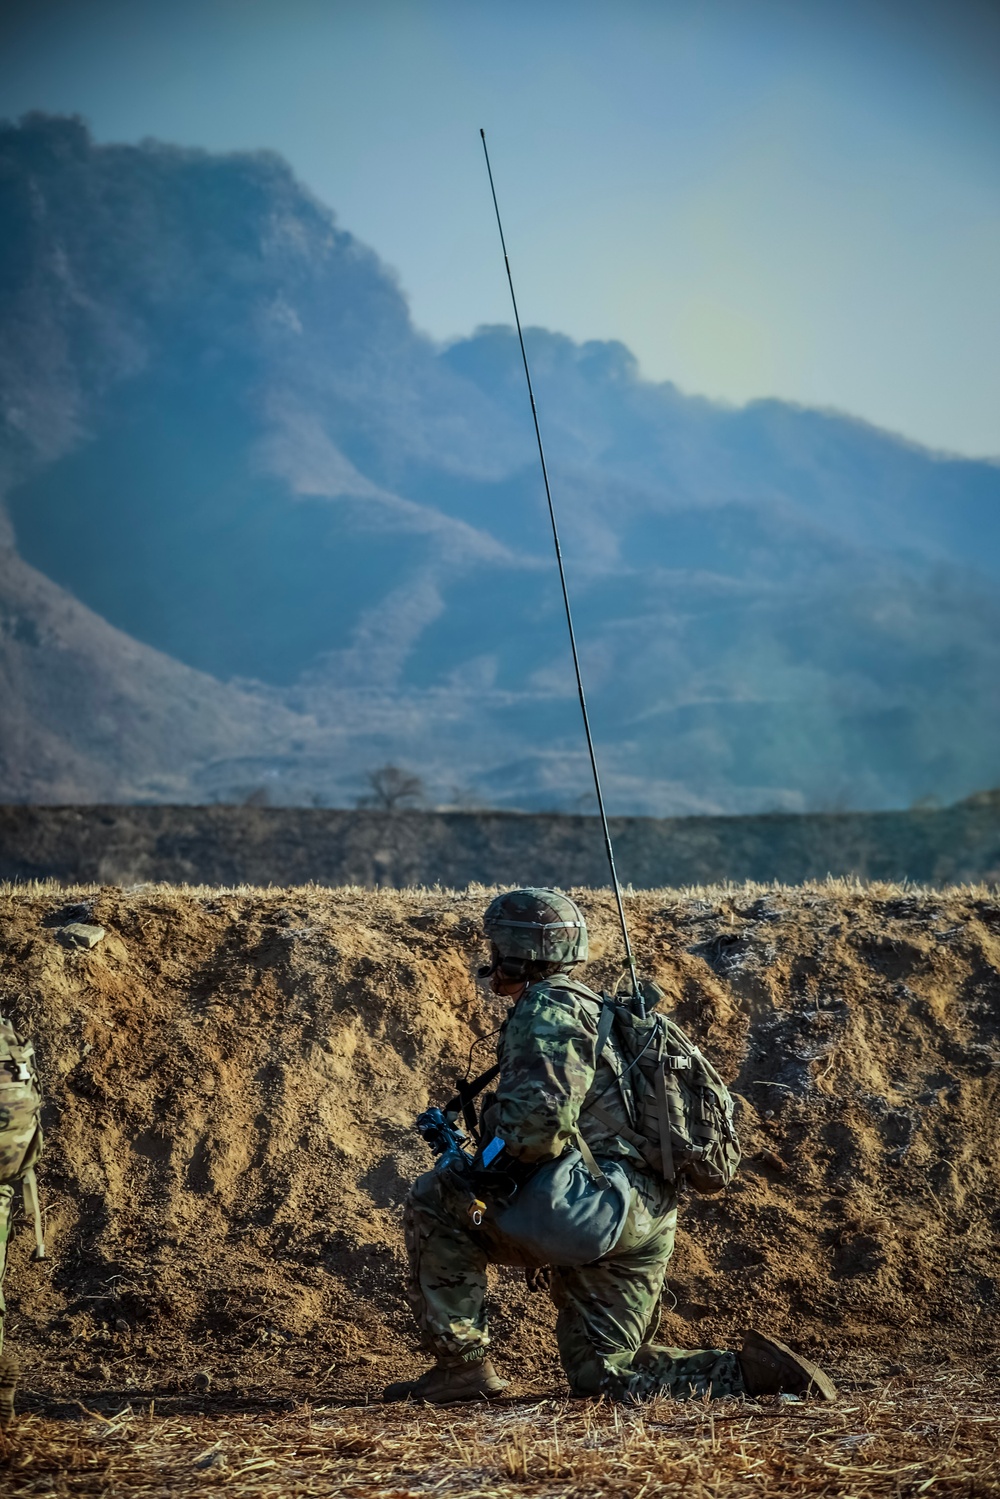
[383,1377,509,1404]
[740,1332,836,1401]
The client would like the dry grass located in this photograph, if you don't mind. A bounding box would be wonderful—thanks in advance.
[3,875,999,901]
[2,1376,998,1498]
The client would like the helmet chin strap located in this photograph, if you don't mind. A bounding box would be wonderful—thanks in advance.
[477,950,529,981]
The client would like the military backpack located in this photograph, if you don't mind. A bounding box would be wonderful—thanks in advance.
[448,980,740,1197]
[584,991,741,1195]
[0,1015,45,1258]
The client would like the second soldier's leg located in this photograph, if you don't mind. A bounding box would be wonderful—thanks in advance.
[0,1183,12,1358]
[0,1184,17,1428]
[551,1167,743,1401]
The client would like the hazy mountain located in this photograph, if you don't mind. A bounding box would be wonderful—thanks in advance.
[0,546,309,803]
[2,112,999,813]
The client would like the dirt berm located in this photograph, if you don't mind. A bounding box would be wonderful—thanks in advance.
[0,880,998,1407]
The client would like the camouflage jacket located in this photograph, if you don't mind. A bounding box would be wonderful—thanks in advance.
[493,973,638,1165]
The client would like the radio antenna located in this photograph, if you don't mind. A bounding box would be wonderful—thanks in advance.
[479,129,642,1014]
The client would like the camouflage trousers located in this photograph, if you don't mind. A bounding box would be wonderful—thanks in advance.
[0,1184,13,1356]
[404,1160,743,1401]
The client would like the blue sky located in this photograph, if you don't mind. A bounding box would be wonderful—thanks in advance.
[2,0,998,457]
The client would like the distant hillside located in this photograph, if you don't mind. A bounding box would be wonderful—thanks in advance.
[2,113,999,812]
[1,797,998,888]
[0,547,320,802]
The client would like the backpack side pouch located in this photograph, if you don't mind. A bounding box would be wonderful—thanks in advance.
[489,1149,630,1267]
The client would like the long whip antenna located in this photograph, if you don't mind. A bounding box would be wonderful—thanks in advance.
[479,129,642,1011]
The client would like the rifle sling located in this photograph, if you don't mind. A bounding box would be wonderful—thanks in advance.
[444,1063,501,1128]
[22,1166,45,1260]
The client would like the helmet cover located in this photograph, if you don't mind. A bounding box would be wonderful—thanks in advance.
[482,887,588,966]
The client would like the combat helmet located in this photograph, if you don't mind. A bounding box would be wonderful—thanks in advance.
[481,888,588,978]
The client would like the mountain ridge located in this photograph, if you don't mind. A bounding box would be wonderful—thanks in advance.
[2,112,999,812]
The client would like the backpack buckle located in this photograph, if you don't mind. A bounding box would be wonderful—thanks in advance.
[665,1056,691,1072]
[2,1060,31,1083]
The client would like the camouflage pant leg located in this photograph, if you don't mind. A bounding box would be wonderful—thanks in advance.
[0,1184,13,1357]
[405,1167,544,1357]
[551,1165,743,1401]
[405,1168,490,1357]
[403,1169,498,1357]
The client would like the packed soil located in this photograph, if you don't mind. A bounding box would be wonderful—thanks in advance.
[0,878,998,1447]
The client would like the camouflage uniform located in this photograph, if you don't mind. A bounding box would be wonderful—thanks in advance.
[405,972,743,1400]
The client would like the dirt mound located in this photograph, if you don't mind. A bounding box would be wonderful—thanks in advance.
[0,880,997,1405]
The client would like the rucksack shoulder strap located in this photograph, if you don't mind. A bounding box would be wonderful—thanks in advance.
[595,996,617,1060]
[543,973,603,1004]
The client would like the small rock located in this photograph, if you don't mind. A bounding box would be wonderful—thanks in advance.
[754,1149,789,1173]
[57,922,106,950]
[114,1318,131,1335]
[194,1448,228,1471]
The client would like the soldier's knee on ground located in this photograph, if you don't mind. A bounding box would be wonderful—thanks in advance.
[629,1345,745,1400]
[563,1350,633,1398]
[566,1346,745,1403]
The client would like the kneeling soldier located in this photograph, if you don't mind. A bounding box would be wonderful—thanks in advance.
[386,888,834,1405]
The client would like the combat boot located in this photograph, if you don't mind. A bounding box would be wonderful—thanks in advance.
[0,1352,18,1430]
[383,1347,508,1404]
[738,1331,836,1400]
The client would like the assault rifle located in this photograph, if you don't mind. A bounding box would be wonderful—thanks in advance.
[415,1106,473,1174]
[415,1106,487,1225]
[415,1106,513,1227]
